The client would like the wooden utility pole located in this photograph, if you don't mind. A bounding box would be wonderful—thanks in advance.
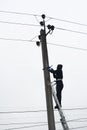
[38,14,55,130]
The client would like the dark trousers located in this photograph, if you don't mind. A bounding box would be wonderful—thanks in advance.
[56,80,63,106]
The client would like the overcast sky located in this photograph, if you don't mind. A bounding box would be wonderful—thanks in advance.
[0,0,87,130]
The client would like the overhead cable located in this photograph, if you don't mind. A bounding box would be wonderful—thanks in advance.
[67,117,87,123]
[0,37,35,42]
[63,107,87,111]
[0,20,40,27]
[0,121,48,126]
[48,42,87,52]
[1,118,87,126]
[0,20,87,35]
[0,109,46,114]
[5,123,48,130]
[0,107,87,114]
[0,19,87,35]
[0,37,87,52]
[0,10,40,17]
[48,16,87,27]
[70,125,87,130]
[55,26,87,35]
[4,124,87,130]
[0,10,87,27]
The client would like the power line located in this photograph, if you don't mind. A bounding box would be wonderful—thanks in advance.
[70,125,87,130]
[67,117,87,123]
[63,107,87,111]
[1,10,87,36]
[0,20,40,27]
[47,16,87,27]
[0,20,87,35]
[4,124,87,130]
[55,26,87,35]
[48,42,87,52]
[0,121,48,126]
[0,37,87,52]
[0,10,40,17]
[5,123,48,130]
[0,121,59,126]
[0,118,87,129]
[0,110,47,114]
[0,37,36,42]
[1,118,87,126]
[0,107,87,114]
[0,10,87,28]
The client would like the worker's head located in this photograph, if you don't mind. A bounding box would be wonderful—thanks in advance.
[57,64,63,70]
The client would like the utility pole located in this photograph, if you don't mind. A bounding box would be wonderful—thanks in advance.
[36,14,70,130]
[36,14,55,130]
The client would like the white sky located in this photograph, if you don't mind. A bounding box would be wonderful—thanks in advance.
[0,0,87,130]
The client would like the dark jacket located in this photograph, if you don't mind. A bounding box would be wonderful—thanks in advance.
[49,68,63,80]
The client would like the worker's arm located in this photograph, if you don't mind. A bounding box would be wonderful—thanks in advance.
[48,67,54,73]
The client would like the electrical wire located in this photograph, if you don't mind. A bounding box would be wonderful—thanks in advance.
[0,110,47,114]
[1,10,87,36]
[1,118,87,126]
[48,42,87,52]
[0,37,87,52]
[4,124,87,130]
[0,20,87,35]
[0,10,87,28]
[0,20,40,27]
[47,16,87,27]
[0,37,36,42]
[67,117,87,123]
[55,26,87,35]
[5,123,48,130]
[0,121,60,126]
[0,10,40,17]
[0,120,87,130]
[0,107,87,114]
[0,121,48,126]
[70,125,87,130]
[63,107,87,111]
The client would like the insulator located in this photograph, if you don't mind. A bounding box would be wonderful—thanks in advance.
[42,14,46,19]
[47,25,51,29]
[51,25,54,30]
[42,14,45,19]
[36,41,40,46]
[40,21,44,26]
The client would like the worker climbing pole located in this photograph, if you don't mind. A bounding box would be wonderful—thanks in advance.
[36,14,70,130]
